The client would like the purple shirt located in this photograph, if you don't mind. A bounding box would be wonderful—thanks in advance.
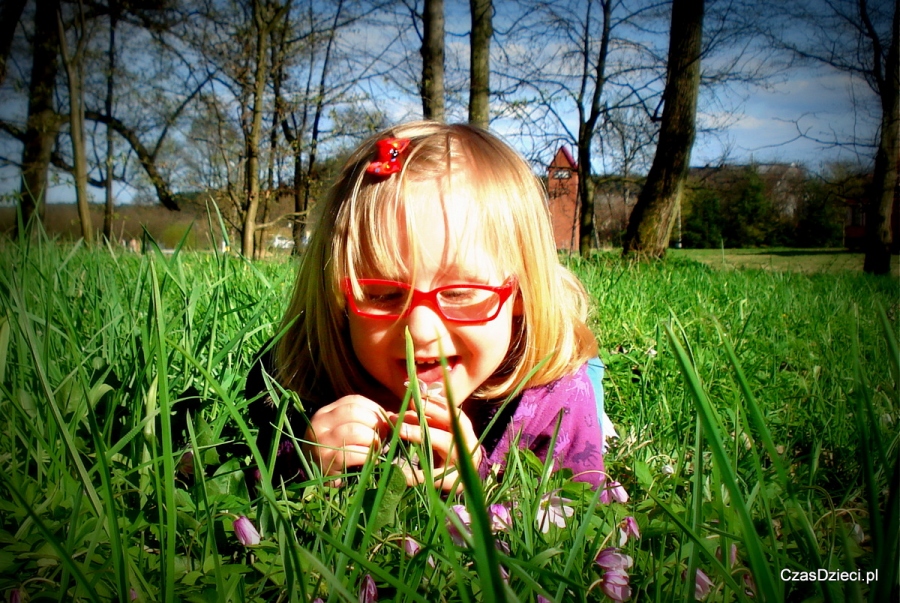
[478,364,605,488]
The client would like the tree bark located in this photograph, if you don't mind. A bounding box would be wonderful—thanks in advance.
[468,0,491,128]
[622,0,704,258]
[19,0,62,229]
[421,0,445,121]
[862,0,899,275]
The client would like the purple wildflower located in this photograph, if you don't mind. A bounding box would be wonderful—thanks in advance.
[359,574,377,603]
[682,568,714,600]
[130,588,139,600]
[488,503,512,532]
[537,597,552,603]
[233,516,261,546]
[10,590,22,603]
[536,494,575,533]
[446,505,471,546]
[595,548,633,572]
[618,516,641,546]
[177,450,194,476]
[606,480,629,503]
[716,543,738,566]
[495,538,511,555]
[401,536,436,567]
[402,536,420,557]
[601,568,632,602]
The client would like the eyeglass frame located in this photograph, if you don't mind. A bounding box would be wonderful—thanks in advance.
[341,277,517,324]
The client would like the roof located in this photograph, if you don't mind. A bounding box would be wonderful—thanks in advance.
[549,146,577,170]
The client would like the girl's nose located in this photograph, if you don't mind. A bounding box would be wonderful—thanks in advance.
[405,302,448,345]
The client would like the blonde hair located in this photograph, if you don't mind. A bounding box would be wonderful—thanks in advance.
[275,121,596,406]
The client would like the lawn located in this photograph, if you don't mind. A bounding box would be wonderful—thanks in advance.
[0,240,897,602]
[668,248,900,277]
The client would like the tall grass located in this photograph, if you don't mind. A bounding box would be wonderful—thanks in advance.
[0,238,896,602]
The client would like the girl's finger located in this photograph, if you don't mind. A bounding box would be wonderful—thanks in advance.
[397,423,457,459]
[401,465,463,493]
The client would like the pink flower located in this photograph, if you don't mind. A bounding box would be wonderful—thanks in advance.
[359,574,377,603]
[488,503,512,532]
[618,516,640,546]
[601,567,632,602]
[606,480,629,503]
[402,536,421,556]
[130,588,139,600]
[536,494,575,533]
[682,568,714,600]
[401,536,435,567]
[495,538,511,555]
[595,547,633,572]
[715,543,738,566]
[177,450,194,476]
[10,590,22,603]
[537,596,552,603]
[233,516,261,546]
[446,505,471,546]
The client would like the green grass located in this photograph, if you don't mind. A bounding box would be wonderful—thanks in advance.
[0,239,897,602]
[668,247,900,277]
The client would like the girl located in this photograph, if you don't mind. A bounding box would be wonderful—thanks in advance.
[246,121,609,492]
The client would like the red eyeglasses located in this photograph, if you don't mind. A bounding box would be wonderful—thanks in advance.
[342,277,517,324]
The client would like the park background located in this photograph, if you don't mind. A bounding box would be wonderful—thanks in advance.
[0,0,898,601]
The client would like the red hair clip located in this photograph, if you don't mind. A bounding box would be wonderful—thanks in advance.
[366,138,410,177]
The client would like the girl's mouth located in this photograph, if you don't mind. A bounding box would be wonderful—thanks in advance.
[401,357,459,384]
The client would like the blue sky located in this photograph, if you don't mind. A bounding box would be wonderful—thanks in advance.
[0,0,881,204]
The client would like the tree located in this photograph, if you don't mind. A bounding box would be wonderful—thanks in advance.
[421,0,445,120]
[767,0,898,274]
[0,0,28,86]
[622,0,704,258]
[57,0,94,245]
[18,0,62,229]
[492,0,621,255]
[468,0,491,127]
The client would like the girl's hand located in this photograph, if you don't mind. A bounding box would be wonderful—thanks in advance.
[304,395,391,484]
[393,396,483,493]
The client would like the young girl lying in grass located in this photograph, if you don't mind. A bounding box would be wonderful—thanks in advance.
[246,121,615,492]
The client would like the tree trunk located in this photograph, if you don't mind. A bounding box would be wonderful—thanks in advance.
[57,6,93,245]
[241,0,270,258]
[468,0,491,128]
[862,0,898,275]
[103,11,117,242]
[622,0,704,258]
[19,0,62,230]
[0,0,27,86]
[421,0,445,121]
[577,0,611,256]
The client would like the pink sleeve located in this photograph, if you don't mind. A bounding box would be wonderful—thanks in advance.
[480,365,605,488]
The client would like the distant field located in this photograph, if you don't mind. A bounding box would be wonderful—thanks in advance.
[669,247,900,277]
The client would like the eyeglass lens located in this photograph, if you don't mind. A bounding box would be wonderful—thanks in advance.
[354,282,501,321]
